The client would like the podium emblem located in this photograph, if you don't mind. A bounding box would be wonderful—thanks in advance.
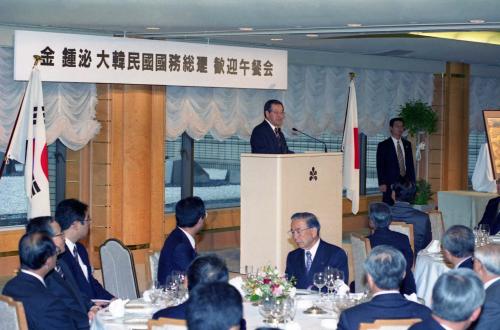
[309,167,318,181]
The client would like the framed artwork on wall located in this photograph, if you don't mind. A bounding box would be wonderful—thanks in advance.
[483,110,500,180]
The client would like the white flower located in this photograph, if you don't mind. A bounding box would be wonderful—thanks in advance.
[289,287,296,298]
[255,288,263,296]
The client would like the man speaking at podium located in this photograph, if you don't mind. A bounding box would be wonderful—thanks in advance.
[250,99,293,154]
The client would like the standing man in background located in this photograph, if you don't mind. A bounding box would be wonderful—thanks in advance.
[250,99,293,154]
[376,117,415,204]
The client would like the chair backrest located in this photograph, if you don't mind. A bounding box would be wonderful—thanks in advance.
[0,294,28,330]
[99,238,140,299]
[350,233,371,293]
[145,249,160,288]
[390,222,415,257]
[428,211,445,241]
[359,318,422,330]
[148,317,187,330]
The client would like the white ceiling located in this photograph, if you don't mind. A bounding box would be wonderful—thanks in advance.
[0,0,499,66]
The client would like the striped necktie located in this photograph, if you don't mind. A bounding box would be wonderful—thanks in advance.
[397,140,406,177]
[305,251,313,272]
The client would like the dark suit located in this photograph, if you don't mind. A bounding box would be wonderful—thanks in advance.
[368,228,416,294]
[46,260,93,329]
[478,197,500,235]
[408,316,445,330]
[2,271,78,330]
[337,293,431,330]
[457,256,473,269]
[153,302,186,320]
[390,202,432,254]
[60,242,114,300]
[285,240,348,290]
[376,137,415,203]
[250,120,292,154]
[473,279,500,330]
[157,227,197,286]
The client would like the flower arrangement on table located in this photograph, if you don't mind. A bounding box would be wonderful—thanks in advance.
[242,265,296,302]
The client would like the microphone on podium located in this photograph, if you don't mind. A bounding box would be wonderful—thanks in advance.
[292,128,328,153]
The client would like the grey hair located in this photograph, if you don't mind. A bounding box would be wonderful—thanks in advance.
[291,212,320,235]
[364,245,406,290]
[369,202,392,229]
[474,243,500,276]
[442,225,475,258]
[432,269,485,322]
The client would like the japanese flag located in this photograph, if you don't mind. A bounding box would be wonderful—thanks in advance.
[342,79,360,214]
[6,66,50,218]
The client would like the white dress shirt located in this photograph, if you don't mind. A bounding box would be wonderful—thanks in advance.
[179,227,196,249]
[21,269,46,287]
[65,238,89,281]
[304,238,320,265]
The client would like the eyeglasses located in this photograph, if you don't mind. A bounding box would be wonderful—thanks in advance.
[288,227,312,236]
[54,232,65,238]
[271,110,285,115]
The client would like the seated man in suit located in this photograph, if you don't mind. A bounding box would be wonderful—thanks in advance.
[186,282,243,330]
[2,232,78,330]
[27,217,99,329]
[409,269,485,330]
[478,196,500,235]
[390,178,432,254]
[367,202,416,294]
[153,254,228,320]
[338,245,431,330]
[250,99,293,154]
[472,243,500,330]
[442,225,475,269]
[157,196,206,286]
[285,212,348,289]
[376,117,415,204]
[55,198,114,301]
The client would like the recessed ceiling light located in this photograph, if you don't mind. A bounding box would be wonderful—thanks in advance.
[239,27,253,31]
[146,27,160,30]
[469,19,485,24]
[270,38,283,41]
[306,34,318,38]
[347,23,362,27]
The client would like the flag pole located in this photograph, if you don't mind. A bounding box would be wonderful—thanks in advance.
[0,55,41,180]
[341,72,356,152]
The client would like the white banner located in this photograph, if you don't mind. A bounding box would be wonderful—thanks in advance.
[14,30,287,90]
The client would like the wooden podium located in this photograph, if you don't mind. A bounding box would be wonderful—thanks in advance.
[240,152,343,273]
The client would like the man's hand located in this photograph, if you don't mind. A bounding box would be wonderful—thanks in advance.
[88,305,101,320]
[379,184,387,192]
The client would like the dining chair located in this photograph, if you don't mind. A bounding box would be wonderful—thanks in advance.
[359,318,422,330]
[350,233,371,293]
[147,317,187,330]
[428,210,445,241]
[0,294,28,330]
[99,238,140,299]
[389,222,415,257]
[145,249,160,288]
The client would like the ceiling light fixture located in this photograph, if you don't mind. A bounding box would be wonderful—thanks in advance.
[146,27,160,30]
[239,27,253,31]
[347,23,362,27]
[270,38,283,41]
[468,19,485,24]
[306,34,318,38]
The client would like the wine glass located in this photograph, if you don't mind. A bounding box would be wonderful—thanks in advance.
[313,272,326,299]
[333,270,345,294]
[282,297,296,324]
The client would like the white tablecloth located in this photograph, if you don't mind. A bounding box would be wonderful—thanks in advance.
[437,190,497,229]
[91,300,160,330]
[244,293,339,330]
[414,251,450,307]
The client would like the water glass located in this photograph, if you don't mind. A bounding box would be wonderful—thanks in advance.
[313,272,326,297]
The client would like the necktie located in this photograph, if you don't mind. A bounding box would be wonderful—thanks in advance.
[397,140,406,177]
[55,264,65,279]
[73,245,79,264]
[305,251,312,272]
[274,127,283,151]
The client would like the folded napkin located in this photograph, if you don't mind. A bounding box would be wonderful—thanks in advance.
[336,280,350,296]
[229,276,245,296]
[142,289,153,303]
[425,240,441,253]
[108,298,129,317]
